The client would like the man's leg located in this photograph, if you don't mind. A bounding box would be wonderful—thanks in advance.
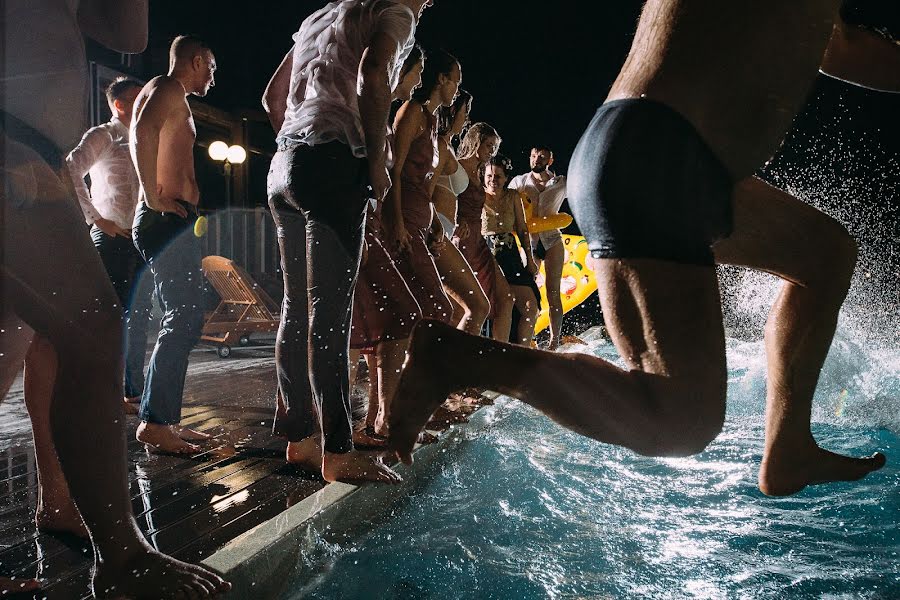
[1,145,228,596]
[134,212,206,453]
[543,240,565,350]
[714,176,885,495]
[305,211,401,483]
[389,258,729,463]
[123,247,153,403]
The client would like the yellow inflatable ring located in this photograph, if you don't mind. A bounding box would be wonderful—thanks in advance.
[527,213,573,234]
[194,215,209,238]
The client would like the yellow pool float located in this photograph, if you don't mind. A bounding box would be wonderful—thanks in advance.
[532,235,598,335]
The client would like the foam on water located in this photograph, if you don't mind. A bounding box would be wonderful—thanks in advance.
[291,333,898,600]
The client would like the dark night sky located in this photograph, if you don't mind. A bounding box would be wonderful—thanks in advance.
[145,0,645,172]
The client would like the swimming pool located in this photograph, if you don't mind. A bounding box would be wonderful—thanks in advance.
[285,332,899,599]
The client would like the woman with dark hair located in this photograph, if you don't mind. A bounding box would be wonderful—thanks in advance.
[481,154,540,345]
[381,48,458,326]
[452,123,515,341]
[349,46,426,446]
[425,88,490,334]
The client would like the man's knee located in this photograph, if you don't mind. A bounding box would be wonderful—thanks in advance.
[633,384,726,457]
[810,221,857,297]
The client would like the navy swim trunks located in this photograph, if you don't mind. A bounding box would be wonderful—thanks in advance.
[568,98,734,266]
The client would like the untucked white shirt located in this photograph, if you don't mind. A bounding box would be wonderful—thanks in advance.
[509,170,568,246]
[277,0,416,157]
[66,117,141,229]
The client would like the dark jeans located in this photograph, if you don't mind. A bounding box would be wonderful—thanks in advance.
[267,141,369,454]
[91,226,153,398]
[132,201,204,425]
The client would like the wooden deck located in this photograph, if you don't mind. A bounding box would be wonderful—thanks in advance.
[0,342,332,599]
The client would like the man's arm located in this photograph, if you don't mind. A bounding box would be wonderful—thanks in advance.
[65,128,107,225]
[262,48,294,133]
[77,0,148,53]
[358,31,399,202]
[131,78,186,216]
[513,192,538,275]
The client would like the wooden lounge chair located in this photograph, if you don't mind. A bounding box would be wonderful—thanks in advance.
[200,255,280,358]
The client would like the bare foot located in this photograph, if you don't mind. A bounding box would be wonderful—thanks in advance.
[123,399,139,415]
[427,405,470,428]
[136,422,201,455]
[286,436,322,473]
[36,502,88,538]
[0,575,41,595]
[759,441,886,496]
[353,424,388,449]
[175,426,212,442]
[92,546,230,599]
[389,319,461,465]
[443,394,478,415]
[416,431,438,445]
[322,450,402,484]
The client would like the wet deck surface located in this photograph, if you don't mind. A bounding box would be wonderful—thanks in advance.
[0,341,330,599]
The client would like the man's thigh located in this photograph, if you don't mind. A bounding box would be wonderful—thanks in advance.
[594,258,727,399]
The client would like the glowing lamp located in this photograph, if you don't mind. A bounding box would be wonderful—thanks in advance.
[208,141,229,161]
[226,145,247,165]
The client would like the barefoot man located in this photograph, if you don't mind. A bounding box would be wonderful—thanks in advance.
[1,1,229,596]
[261,0,433,483]
[131,35,217,454]
[389,0,886,497]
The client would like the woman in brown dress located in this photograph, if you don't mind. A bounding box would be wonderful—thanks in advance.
[452,123,515,341]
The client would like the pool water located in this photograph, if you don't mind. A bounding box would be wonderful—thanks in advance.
[289,334,899,599]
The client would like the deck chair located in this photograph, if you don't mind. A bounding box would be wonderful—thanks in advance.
[200,255,280,357]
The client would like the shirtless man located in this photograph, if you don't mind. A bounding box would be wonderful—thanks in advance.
[0,2,229,596]
[131,35,217,454]
[388,0,886,497]
[262,0,432,483]
[509,147,567,350]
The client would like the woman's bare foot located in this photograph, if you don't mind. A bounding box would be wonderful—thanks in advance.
[286,436,322,473]
[322,450,402,484]
[427,405,470,428]
[123,398,140,415]
[136,422,201,455]
[389,320,461,464]
[759,440,886,496]
[92,545,230,599]
[0,575,41,595]
[175,425,213,442]
[35,501,88,538]
[416,431,438,444]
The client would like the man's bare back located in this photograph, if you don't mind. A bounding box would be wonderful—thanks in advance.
[610,0,841,177]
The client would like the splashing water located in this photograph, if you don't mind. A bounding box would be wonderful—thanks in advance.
[284,333,897,600]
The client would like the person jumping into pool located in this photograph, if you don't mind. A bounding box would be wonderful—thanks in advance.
[1,1,230,596]
[261,0,433,484]
[131,35,218,455]
[388,0,886,497]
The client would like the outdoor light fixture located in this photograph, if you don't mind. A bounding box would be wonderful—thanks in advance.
[208,140,229,161]
[226,144,247,165]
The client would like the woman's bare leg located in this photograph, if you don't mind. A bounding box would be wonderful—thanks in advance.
[510,284,539,346]
[24,336,87,537]
[434,240,489,334]
[373,338,407,436]
[490,260,514,342]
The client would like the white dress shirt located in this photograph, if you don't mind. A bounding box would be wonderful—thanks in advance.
[277,0,417,157]
[509,170,568,249]
[66,116,141,229]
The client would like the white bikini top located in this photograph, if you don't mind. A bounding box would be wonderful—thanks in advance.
[447,161,469,196]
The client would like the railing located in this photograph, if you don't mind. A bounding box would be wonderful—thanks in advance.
[197,207,280,284]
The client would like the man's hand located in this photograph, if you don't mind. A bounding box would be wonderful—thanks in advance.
[155,197,188,218]
[368,161,391,203]
[94,217,131,238]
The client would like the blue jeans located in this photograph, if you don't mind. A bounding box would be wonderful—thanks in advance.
[132,201,204,425]
[91,226,153,398]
